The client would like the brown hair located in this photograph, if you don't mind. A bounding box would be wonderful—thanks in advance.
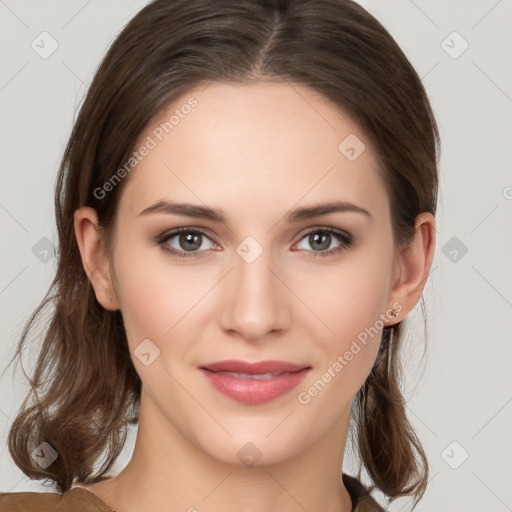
[3,0,439,508]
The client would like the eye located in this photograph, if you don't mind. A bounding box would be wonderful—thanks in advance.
[155,226,354,260]
[294,227,353,257]
[156,228,217,259]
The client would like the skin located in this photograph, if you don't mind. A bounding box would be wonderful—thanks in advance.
[73,81,436,512]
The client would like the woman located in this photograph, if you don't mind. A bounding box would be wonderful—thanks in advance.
[0,0,439,511]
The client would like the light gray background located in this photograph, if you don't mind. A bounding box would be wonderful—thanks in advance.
[1,1,511,511]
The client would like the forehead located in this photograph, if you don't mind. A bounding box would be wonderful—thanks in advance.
[118,81,389,223]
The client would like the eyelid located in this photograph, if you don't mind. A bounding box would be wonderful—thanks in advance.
[297,226,352,242]
[155,226,220,249]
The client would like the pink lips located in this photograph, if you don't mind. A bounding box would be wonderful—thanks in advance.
[199,359,311,405]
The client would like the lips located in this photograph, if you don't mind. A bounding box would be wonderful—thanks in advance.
[201,360,309,375]
[199,359,311,405]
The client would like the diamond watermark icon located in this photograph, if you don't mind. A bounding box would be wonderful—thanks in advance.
[442,236,468,263]
[441,31,469,59]
[32,236,55,263]
[31,31,59,59]
[441,441,469,469]
[236,236,263,264]
[237,442,262,467]
[31,442,58,469]
[134,338,161,366]
[338,134,366,161]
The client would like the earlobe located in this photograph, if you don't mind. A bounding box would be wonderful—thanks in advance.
[387,212,436,324]
[73,207,120,311]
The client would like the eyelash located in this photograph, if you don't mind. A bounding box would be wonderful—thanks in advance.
[155,226,354,260]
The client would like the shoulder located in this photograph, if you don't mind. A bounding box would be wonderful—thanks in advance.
[0,487,114,512]
[0,490,62,511]
[342,473,386,512]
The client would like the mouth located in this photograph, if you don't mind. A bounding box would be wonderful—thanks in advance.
[199,360,311,405]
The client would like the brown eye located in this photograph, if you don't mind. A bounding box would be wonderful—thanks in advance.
[156,228,216,259]
[295,227,352,257]
[177,232,203,251]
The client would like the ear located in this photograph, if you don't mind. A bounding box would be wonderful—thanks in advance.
[73,206,120,311]
[386,212,436,325]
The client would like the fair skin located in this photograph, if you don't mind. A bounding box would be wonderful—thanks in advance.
[73,81,435,512]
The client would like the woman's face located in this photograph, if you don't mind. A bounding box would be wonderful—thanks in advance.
[105,82,402,465]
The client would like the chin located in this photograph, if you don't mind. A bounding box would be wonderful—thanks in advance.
[193,425,309,469]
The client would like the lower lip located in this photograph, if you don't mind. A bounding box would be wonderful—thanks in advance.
[200,368,310,405]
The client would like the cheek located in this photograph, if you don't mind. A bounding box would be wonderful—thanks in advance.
[292,245,393,395]
[111,239,209,346]
[298,252,391,340]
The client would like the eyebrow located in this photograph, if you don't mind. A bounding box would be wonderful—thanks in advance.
[137,199,373,223]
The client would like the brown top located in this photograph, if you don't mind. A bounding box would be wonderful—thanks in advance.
[0,473,384,511]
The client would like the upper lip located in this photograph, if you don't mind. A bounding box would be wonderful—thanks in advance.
[200,360,310,374]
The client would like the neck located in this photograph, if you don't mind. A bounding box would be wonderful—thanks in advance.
[107,391,354,512]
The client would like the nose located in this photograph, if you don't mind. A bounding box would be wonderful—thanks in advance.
[218,245,291,341]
